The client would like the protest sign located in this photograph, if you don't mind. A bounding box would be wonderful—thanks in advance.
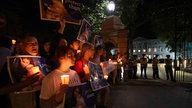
[94,35,103,47]
[39,0,83,25]
[77,19,93,44]
[7,55,49,93]
[88,61,110,91]
[65,82,96,108]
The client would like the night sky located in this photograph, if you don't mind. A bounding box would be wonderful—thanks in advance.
[0,0,155,41]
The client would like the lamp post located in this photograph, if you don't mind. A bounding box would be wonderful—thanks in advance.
[107,1,115,15]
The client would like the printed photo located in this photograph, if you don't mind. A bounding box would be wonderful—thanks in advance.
[39,0,83,25]
[77,19,92,44]
[94,35,103,47]
[88,61,110,91]
[7,55,49,93]
[65,82,96,108]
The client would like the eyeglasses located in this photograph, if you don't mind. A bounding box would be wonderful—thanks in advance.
[25,42,38,46]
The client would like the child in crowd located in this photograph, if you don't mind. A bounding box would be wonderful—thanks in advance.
[40,46,81,108]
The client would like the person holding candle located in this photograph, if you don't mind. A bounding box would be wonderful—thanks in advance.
[0,36,40,108]
[92,45,110,108]
[74,43,94,83]
[69,39,80,60]
[40,46,81,108]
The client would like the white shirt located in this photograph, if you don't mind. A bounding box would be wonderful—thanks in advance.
[40,69,81,108]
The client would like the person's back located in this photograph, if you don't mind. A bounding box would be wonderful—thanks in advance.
[152,57,158,66]
[165,58,172,67]
[0,36,13,108]
[0,36,12,72]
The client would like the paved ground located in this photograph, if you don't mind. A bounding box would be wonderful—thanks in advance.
[107,64,192,108]
[108,80,192,108]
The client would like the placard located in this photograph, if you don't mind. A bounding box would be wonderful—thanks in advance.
[7,55,49,93]
[39,0,83,25]
[94,35,103,47]
[77,19,93,44]
[88,61,110,91]
[65,82,96,108]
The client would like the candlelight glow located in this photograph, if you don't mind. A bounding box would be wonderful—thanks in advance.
[32,66,40,74]
[12,39,16,45]
[61,75,69,84]
[104,75,108,80]
[100,63,103,67]
[83,64,90,74]
[77,50,81,53]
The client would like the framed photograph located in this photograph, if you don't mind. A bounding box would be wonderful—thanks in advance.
[7,55,49,93]
[94,35,103,47]
[100,61,116,76]
[65,82,96,108]
[39,0,83,25]
[88,61,110,91]
[77,19,93,44]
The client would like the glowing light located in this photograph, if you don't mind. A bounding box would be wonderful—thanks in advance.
[61,75,69,85]
[12,40,16,45]
[107,1,115,11]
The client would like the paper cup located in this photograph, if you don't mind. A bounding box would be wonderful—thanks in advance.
[61,75,69,85]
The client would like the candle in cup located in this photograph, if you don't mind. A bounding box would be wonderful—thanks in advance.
[104,75,108,80]
[84,64,89,74]
[100,63,103,67]
[61,75,69,84]
[77,50,81,53]
[32,66,40,74]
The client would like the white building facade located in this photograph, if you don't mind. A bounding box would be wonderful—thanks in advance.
[132,37,175,59]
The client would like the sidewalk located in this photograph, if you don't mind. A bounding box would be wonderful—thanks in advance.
[108,79,192,108]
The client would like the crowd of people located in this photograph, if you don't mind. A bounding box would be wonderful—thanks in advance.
[0,1,179,108]
[115,53,177,83]
[0,23,179,108]
[0,17,114,108]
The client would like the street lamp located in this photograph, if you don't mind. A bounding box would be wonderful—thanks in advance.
[107,1,115,15]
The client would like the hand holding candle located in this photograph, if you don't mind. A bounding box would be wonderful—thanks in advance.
[32,66,40,74]
[61,75,69,85]
[83,64,90,74]
[104,75,108,80]
[100,63,103,67]
[77,50,81,53]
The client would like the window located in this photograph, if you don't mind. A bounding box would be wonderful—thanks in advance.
[154,48,157,52]
[148,55,151,59]
[143,49,146,52]
[160,47,163,52]
[138,50,141,52]
[148,48,151,52]
[133,50,136,52]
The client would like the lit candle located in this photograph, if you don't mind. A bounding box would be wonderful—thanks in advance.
[77,50,81,53]
[12,39,16,45]
[83,64,90,74]
[100,63,103,67]
[113,61,117,65]
[104,75,108,80]
[32,66,40,74]
[61,75,69,85]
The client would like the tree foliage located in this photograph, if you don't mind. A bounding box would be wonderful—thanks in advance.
[81,0,108,33]
[149,0,192,56]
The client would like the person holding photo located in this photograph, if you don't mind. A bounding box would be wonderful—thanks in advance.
[40,46,81,108]
[0,36,40,108]
[73,87,86,108]
[74,43,94,83]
